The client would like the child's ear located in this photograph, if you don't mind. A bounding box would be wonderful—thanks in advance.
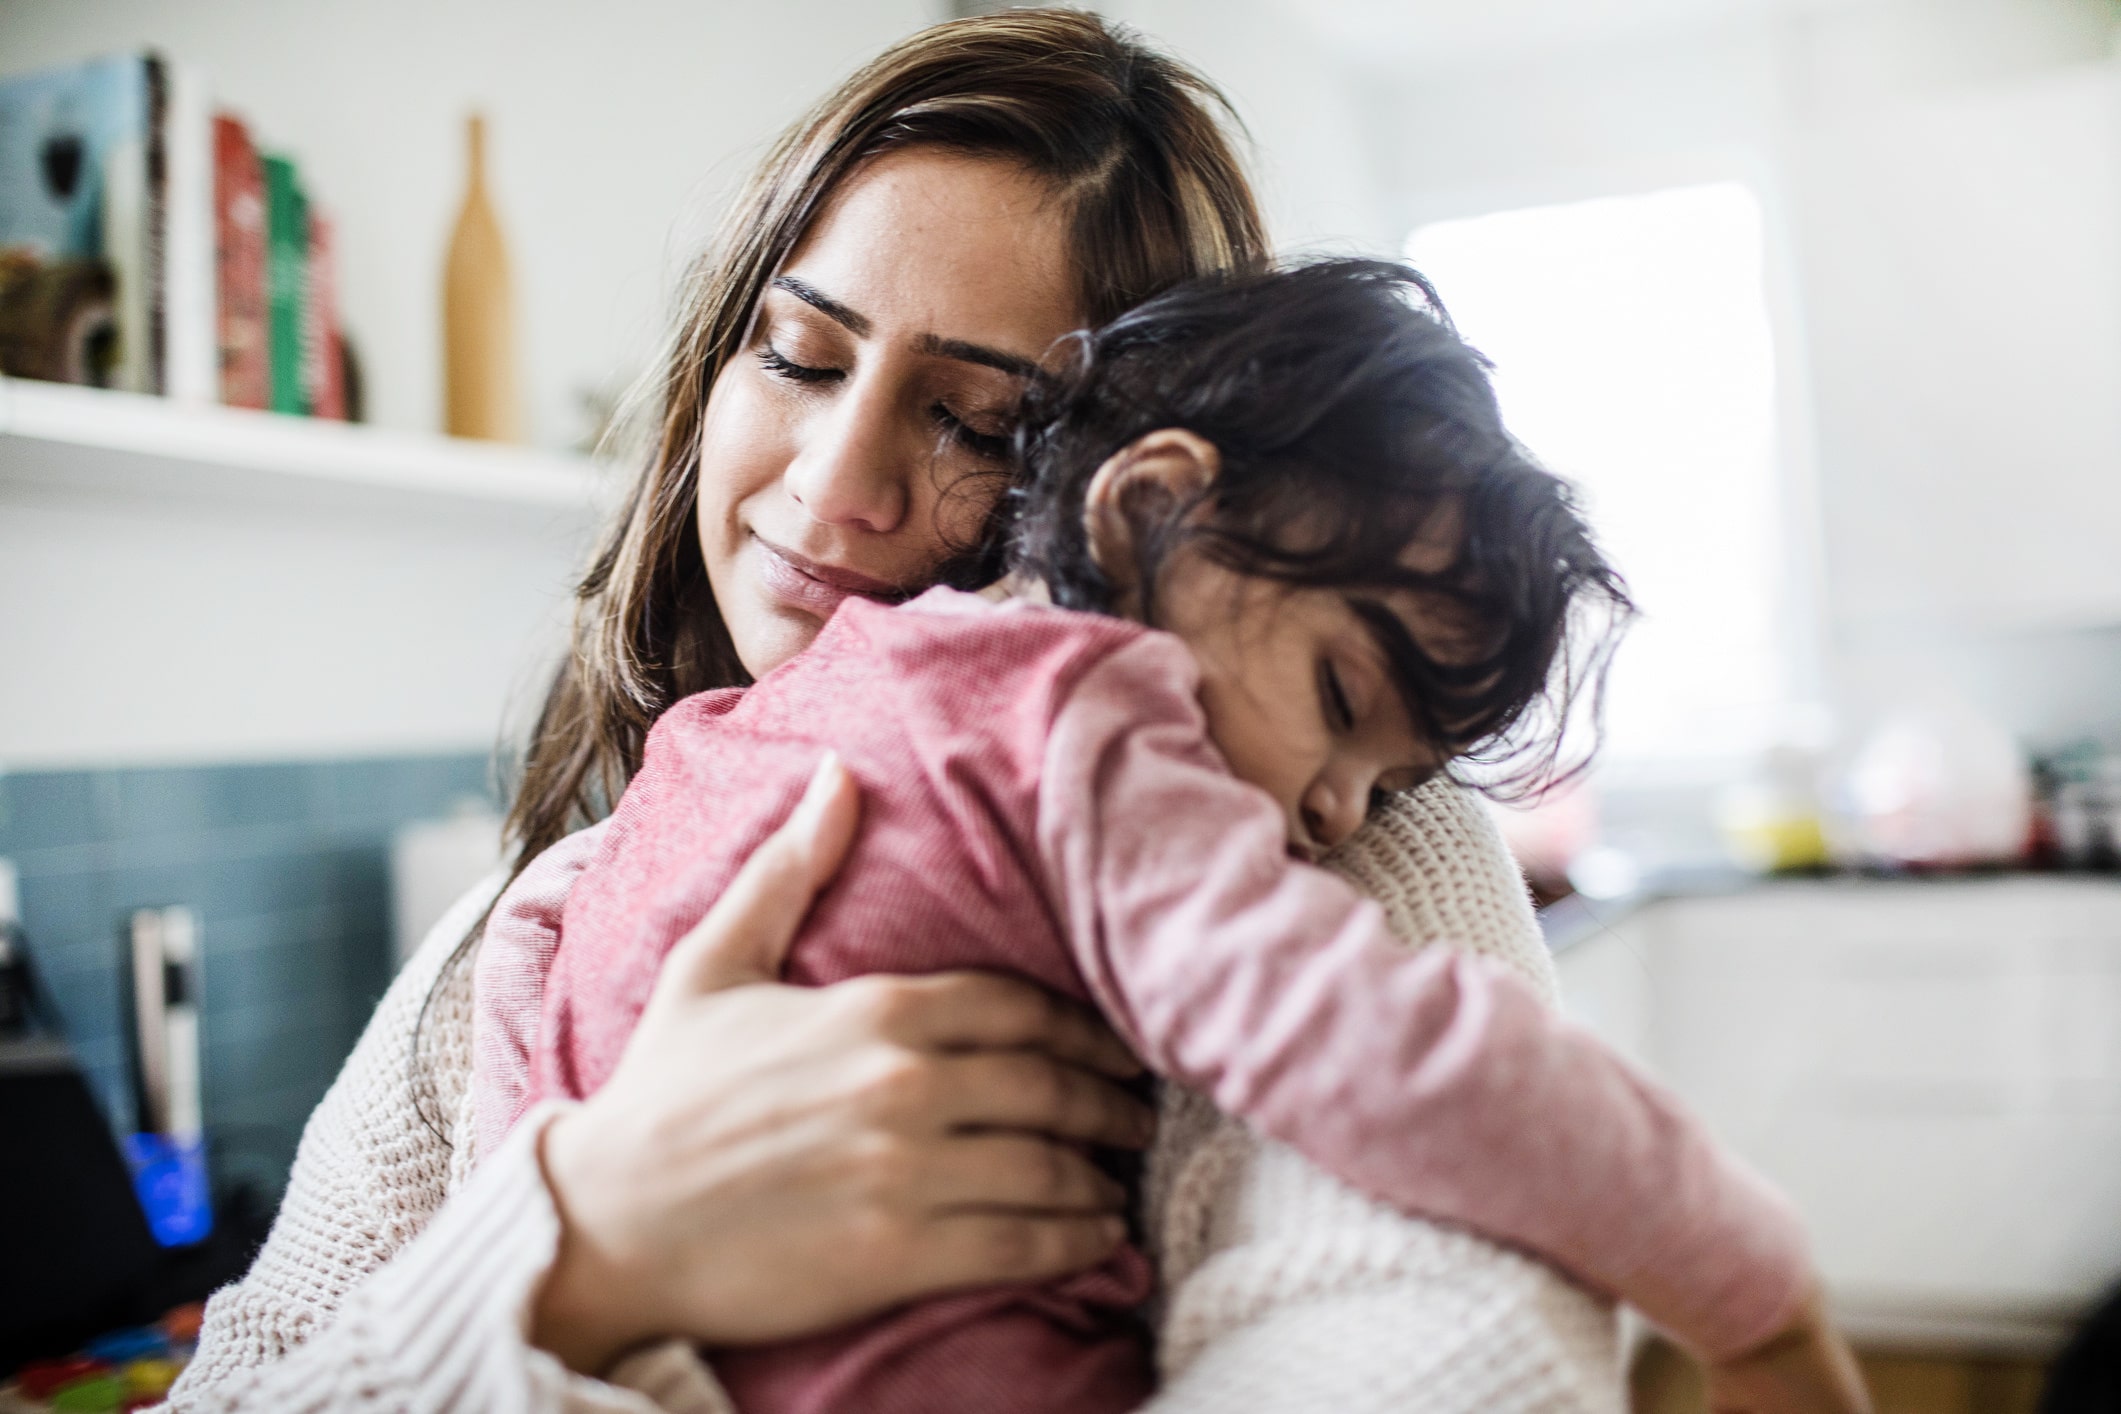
[1082,428,1222,584]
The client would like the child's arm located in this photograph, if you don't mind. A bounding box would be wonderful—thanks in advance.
[1037,633,1812,1365]
[1706,1280,1872,1413]
[469,820,610,1162]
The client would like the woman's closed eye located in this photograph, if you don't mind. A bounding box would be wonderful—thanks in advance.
[758,345,843,385]
[759,339,1012,461]
[931,401,1013,460]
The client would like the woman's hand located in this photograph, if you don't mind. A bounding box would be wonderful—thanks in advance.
[531,755,1152,1375]
[1703,1281,1872,1414]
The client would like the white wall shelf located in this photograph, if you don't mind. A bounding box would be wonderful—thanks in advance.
[0,376,610,519]
[0,376,614,767]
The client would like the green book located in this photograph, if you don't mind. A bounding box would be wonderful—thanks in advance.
[263,153,307,414]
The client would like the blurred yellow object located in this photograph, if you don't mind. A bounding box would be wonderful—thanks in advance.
[1719,805,1831,873]
[122,1358,182,1399]
[1717,744,1833,873]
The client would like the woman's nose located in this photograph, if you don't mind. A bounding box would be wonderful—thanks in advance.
[1300,775,1369,854]
[782,379,909,535]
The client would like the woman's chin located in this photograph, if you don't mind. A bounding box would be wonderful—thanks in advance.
[726,602,829,680]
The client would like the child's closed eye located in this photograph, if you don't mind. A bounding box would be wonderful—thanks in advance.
[1317,659,1356,732]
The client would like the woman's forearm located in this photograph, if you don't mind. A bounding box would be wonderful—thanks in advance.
[166,1112,701,1414]
[159,877,693,1412]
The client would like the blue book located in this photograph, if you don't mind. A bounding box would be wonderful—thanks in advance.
[0,53,174,391]
[0,53,147,260]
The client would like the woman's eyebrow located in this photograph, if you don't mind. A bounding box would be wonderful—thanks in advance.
[772,276,871,337]
[770,275,1036,379]
[916,334,1036,379]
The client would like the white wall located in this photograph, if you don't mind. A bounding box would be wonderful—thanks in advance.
[1,0,935,450]
[1791,60,2121,633]
[1099,0,1398,254]
[0,479,589,767]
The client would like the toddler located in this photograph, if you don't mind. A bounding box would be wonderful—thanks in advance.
[476,261,1844,1412]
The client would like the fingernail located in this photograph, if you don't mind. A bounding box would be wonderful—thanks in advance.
[796,751,843,820]
[1101,1216,1127,1244]
[809,749,843,791]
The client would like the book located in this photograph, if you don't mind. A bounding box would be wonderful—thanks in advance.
[104,118,149,392]
[3,53,337,417]
[159,58,215,404]
[262,152,306,415]
[0,53,148,387]
[0,52,212,397]
[306,208,343,419]
[212,113,266,408]
[94,54,162,396]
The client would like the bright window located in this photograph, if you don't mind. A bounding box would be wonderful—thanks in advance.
[1408,181,1790,765]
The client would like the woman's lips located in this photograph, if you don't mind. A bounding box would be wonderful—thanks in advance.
[750,535,907,619]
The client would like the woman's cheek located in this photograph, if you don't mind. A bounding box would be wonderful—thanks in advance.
[696,372,793,566]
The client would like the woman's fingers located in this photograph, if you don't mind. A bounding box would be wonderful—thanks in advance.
[913,1051,1153,1148]
[915,1133,1129,1214]
[903,1210,1129,1296]
[852,970,1142,1079]
[651,753,862,1002]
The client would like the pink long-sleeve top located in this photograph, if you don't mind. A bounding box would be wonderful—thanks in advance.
[474,587,1809,1413]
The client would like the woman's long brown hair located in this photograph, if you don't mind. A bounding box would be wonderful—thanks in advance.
[415,13,1268,1135]
[505,9,1268,873]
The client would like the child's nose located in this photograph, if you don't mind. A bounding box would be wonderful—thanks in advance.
[1300,779,1367,854]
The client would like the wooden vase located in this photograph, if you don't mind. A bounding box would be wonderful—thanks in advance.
[443,113,519,441]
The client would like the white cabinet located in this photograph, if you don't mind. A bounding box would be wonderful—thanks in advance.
[1556,877,2121,1351]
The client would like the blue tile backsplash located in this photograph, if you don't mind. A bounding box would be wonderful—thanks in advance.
[0,754,497,1202]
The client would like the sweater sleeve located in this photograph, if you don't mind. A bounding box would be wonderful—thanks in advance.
[473,822,611,1160]
[1037,633,1811,1362]
[161,1104,725,1414]
[160,865,732,1414]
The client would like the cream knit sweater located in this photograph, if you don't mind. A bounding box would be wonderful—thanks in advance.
[161,779,1621,1413]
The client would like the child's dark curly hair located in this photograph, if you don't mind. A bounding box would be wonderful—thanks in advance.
[1007,257,1633,798]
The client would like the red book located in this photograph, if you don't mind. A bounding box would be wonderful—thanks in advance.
[212,113,267,409]
[305,210,344,420]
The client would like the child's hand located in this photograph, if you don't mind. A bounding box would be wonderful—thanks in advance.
[1703,1282,1871,1414]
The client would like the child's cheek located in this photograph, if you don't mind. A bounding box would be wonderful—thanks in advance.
[1200,692,1307,833]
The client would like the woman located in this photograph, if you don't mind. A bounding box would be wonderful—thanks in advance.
[165,12,1620,1411]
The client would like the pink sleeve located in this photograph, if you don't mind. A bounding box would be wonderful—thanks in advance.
[470,821,610,1163]
[1036,633,1812,1361]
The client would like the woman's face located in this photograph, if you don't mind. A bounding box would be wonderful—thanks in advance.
[697,148,1082,677]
